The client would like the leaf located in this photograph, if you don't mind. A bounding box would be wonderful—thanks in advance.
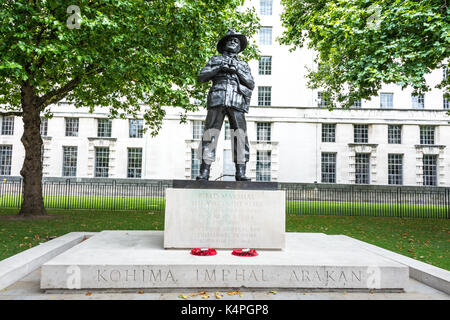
[178,295,188,299]
[85,292,92,296]
[189,290,206,297]
[227,290,242,296]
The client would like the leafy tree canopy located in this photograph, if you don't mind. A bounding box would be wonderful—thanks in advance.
[279,0,449,109]
[0,0,260,133]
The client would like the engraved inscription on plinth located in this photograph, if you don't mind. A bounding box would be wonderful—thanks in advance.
[163,188,285,249]
[43,265,393,289]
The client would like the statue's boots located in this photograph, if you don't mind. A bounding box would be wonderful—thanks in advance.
[196,161,211,181]
[235,163,251,181]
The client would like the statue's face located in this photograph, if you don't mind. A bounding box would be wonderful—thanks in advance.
[224,37,241,53]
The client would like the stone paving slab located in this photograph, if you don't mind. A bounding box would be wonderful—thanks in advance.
[0,232,96,290]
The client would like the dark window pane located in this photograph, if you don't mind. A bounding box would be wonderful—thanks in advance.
[321,152,336,183]
[355,153,370,184]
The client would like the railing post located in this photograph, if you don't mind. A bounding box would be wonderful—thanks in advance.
[447,188,450,219]
[19,178,23,208]
[113,180,117,211]
[64,179,70,209]
[397,187,402,218]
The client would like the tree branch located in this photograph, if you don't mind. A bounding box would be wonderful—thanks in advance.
[37,65,102,108]
[38,77,81,108]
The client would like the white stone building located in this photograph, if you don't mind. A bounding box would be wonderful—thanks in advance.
[1,0,449,186]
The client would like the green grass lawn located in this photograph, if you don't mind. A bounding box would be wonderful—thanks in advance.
[0,195,166,211]
[286,201,449,218]
[0,208,448,270]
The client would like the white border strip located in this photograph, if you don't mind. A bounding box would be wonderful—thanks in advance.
[0,232,96,290]
[331,235,450,294]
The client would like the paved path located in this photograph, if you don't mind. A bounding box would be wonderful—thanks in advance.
[0,268,448,300]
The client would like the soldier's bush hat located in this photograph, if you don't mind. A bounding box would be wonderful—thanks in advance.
[217,29,247,54]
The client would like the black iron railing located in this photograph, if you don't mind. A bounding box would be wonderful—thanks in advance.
[0,177,448,218]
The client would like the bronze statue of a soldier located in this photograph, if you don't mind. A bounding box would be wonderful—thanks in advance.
[196,30,255,181]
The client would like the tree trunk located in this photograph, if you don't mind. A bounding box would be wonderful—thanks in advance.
[18,84,47,217]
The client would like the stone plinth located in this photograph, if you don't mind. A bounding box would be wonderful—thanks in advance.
[164,186,285,249]
[40,231,409,290]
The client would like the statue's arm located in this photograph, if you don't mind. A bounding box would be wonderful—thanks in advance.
[235,61,255,90]
[198,56,224,83]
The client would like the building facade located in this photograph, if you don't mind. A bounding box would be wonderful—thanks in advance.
[1,0,449,186]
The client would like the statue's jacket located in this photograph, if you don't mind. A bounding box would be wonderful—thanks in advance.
[198,55,255,113]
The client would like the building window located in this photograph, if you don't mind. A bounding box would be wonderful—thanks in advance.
[317,91,331,108]
[351,99,362,108]
[260,0,273,15]
[444,95,449,109]
[127,148,142,178]
[192,120,204,140]
[1,117,14,135]
[354,124,369,143]
[420,126,435,145]
[322,124,336,143]
[224,121,231,140]
[388,154,403,185]
[355,153,370,184]
[129,119,143,138]
[40,117,48,136]
[259,56,272,75]
[97,119,112,138]
[95,147,109,177]
[258,86,271,106]
[0,145,12,175]
[257,122,271,141]
[65,118,79,137]
[388,125,402,144]
[380,93,393,108]
[321,152,336,183]
[256,151,271,181]
[412,94,424,109]
[191,149,200,180]
[423,155,437,186]
[444,64,448,81]
[259,27,272,45]
[62,146,77,177]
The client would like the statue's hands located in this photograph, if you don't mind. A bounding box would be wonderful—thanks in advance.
[227,64,238,74]
[220,63,230,72]
[220,65,237,74]
[220,60,238,74]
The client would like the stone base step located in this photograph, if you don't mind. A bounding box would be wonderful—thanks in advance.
[40,231,408,290]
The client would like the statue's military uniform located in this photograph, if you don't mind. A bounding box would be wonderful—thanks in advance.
[196,30,255,181]
[200,55,254,113]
